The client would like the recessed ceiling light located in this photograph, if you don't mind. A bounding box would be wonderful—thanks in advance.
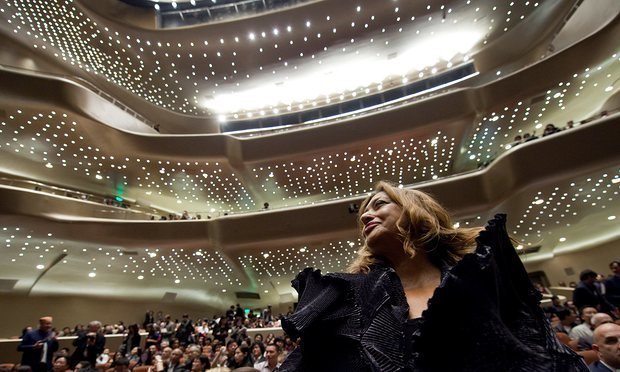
[559,237,566,242]
[609,216,617,220]
[88,272,96,278]
[137,275,144,280]
[36,264,45,270]
[174,279,180,284]
[533,199,544,205]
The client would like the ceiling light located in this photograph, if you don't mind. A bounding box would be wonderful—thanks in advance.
[174,279,180,284]
[559,237,566,242]
[88,272,96,278]
[137,275,144,280]
[609,216,617,220]
[45,163,53,168]
[533,199,544,205]
[36,264,45,270]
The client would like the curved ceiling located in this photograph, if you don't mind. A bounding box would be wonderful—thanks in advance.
[0,0,619,310]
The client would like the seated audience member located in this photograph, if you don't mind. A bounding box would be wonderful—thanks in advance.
[127,347,142,369]
[53,357,70,372]
[95,349,111,368]
[250,342,265,365]
[145,324,163,349]
[164,349,186,372]
[225,340,239,367]
[183,345,201,370]
[229,346,253,369]
[523,132,538,142]
[142,345,159,366]
[113,358,130,372]
[190,356,209,372]
[74,361,93,372]
[160,347,173,369]
[590,323,620,371]
[605,261,620,308]
[543,123,561,136]
[592,313,614,328]
[553,308,577,334]
[570,307,598,350]
[211,345,232,369]
[18,316,59,372]
[579,313,616,351]
[253,344,280,372]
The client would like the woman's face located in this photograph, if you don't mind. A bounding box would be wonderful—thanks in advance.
[234,348,245,363]
[360,191,403,251]
[191,359,202,372]
[252,344,261,357]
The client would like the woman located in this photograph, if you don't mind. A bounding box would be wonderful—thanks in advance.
[229,345,253,369]
[280,181,588,371]
[190,356,209,372]
[120,324,141,357]
[250,342,265,365]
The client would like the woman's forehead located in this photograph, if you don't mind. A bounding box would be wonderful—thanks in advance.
[368,191,389,202]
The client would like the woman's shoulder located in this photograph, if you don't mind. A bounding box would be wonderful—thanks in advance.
[283,265,402,337]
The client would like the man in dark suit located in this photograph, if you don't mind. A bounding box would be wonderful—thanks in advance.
[590,322,620,371]
[17,316,59,372]
[574,269,613,313]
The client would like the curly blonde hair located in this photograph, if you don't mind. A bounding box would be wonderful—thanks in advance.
[347,181,483,273]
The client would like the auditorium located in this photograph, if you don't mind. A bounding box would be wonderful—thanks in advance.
[1,0,619,370]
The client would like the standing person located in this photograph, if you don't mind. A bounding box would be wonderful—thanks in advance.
[574,270,614,312]
[120,324,141,357]
[279,181,588,371]
[261,305,272,324]
[605,261,620,308]
[71,321,106,367]
[17,316,59,372]
[175,314,193,346]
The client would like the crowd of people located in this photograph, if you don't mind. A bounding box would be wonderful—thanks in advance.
[14,305,295,372]
[538,261,620,371]
[10,261,620,372]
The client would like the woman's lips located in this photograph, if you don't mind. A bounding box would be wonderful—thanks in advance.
[364,222,379,235]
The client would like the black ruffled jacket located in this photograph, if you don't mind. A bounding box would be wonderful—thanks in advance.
[280,214,588,372]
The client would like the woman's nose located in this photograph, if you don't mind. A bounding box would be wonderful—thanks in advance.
[360,211,373,224]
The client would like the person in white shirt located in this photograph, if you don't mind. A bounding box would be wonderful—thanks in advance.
[253,344,280,372]
[569,307,597,348]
